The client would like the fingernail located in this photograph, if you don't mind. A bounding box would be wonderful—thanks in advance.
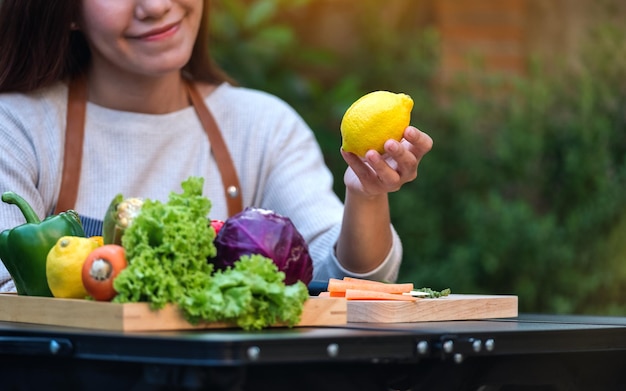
[366,151,380,163]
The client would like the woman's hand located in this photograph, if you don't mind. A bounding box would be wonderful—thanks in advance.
[335,126,432,274]
[341,126,433,196]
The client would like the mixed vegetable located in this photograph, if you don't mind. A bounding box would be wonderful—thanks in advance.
[0,176,450,331]
[319,276,451,301]
[0,192,85,296]
[0,177,310,330]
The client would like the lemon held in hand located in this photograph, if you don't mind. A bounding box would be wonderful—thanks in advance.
[46,236,99,299]
[340,91,414,157]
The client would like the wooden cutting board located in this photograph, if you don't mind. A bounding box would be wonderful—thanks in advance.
[347,294,518,323]
[0,294,347,331]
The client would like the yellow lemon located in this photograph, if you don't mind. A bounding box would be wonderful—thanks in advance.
[46,236,99,299]
[90,235,104,247]
[341,91,413,157]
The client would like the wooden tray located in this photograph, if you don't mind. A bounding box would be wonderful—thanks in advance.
[0,294,347,331]
[347,294,518,323]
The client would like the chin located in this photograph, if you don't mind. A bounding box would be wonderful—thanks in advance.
[136,55,193,77]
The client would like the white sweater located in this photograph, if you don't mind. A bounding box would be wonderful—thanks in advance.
[0,82,401,292]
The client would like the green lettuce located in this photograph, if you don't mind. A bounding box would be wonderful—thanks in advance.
[112,176,308,330]
[182,254,309,330]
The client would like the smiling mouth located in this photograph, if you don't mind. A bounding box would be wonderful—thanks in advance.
[133,22,180,41]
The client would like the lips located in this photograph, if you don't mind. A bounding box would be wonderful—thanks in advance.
[132,21,180,41]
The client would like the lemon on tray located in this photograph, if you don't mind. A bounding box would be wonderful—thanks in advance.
[340,90,414,157]
[46,236,99,299]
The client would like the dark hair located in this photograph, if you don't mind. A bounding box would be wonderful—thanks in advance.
[0,0,231,93]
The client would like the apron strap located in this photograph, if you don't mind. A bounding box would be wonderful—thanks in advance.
[54,74,87,215]
[185,81,243,217]
[55,76,243,217]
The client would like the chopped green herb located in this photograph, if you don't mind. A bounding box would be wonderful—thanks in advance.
[414,287,451,298]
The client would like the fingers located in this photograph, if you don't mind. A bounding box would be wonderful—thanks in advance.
[341,149,378,182]
[364,148,403,188]
[403,126,433,159]
[377,127,432,181]
[340,126,433,195]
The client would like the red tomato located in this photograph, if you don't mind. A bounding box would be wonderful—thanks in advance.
[81,244,127,301]
[210,219,225,235]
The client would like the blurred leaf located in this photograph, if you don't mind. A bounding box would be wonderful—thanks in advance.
[244,0,278,30]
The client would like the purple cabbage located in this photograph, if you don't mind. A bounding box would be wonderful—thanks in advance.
[212,207,313,285]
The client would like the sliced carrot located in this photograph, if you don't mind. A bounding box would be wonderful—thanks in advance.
[317,291,347,298]
[344,289,419,302]
[342,277,385,285]
[327,278,413,294]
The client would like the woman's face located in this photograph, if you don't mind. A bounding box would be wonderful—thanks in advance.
[79,0,203,79]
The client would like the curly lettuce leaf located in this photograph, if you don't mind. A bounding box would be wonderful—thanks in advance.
[113,177,216,308]
[181,255,309,330]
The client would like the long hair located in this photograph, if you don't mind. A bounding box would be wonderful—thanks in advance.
[0,0,231,93]
[184,0,234,85]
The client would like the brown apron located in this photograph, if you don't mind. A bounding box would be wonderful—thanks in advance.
[53,74,243,217]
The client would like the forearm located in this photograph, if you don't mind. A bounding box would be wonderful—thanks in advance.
[336,189,394,273]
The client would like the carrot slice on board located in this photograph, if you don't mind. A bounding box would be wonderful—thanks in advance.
[327,278,413,294]
[329,291,346,298]
[344,289,419,301]
[342,277,385,285]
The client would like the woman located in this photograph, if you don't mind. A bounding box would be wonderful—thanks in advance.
[0,0,433,292]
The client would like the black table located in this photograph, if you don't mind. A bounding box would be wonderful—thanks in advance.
[1,314,626,390]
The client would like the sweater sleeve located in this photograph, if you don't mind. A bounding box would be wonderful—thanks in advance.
[0,87,65,293]
[307,222,402,282]
[0,104,45,292]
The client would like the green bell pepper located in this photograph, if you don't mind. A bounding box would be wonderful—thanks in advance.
[0,191,85,296]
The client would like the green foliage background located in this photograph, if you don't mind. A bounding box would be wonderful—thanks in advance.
[210,0,626,314]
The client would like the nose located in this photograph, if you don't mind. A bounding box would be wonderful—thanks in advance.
[135,0,173,20]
